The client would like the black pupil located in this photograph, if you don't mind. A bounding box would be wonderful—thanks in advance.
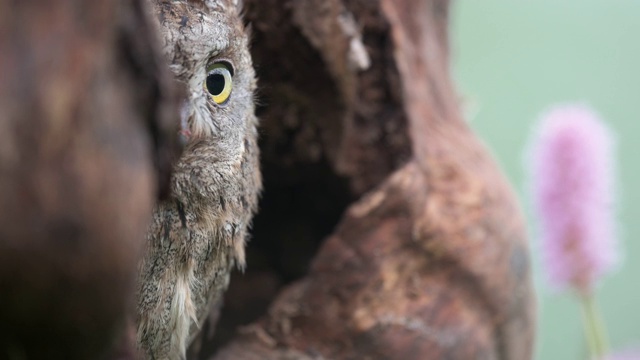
[206,73,226,96]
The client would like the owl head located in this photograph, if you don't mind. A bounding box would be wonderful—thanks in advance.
[151,0,256,147]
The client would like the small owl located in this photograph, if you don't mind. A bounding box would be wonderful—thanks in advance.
[136,0,261,359]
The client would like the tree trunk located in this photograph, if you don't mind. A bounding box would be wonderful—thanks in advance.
[0,1,178,358]
[197,0,536,359]
[0,0,535,358]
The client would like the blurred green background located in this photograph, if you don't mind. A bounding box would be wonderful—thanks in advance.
[451,1,640,359]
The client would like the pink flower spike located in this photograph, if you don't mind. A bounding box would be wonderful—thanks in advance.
[529,104,618,293]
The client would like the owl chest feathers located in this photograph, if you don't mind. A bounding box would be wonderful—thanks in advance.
[171,142,255,328]
[138,135,260,359]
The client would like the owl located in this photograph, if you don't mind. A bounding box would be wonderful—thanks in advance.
[135,0,261,359]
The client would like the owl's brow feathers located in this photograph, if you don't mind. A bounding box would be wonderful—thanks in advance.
[154,0,244,67]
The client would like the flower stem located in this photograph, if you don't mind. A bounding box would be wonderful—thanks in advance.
[580,293,609,360]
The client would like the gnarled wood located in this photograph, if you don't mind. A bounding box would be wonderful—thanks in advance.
[204,0,536,359]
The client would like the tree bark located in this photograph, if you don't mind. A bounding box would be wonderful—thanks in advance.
[0,1,178,358]
[0,0,535,358]
[202,0,536,359]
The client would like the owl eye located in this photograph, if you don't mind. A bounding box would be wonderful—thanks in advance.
[205,62,233,105]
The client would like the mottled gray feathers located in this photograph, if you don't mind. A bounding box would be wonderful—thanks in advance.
[136,0,260,358]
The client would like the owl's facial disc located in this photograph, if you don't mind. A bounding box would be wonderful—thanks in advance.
[151,0,254,144]
[179,59,235,142]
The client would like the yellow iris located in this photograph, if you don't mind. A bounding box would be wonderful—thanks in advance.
[205,62,233,105]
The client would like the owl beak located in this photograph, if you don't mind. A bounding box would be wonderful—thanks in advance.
[179,101,192,145]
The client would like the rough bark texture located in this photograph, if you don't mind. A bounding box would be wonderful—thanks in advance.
[0,0,535,358]
[202,0,536,359]
[0,1,178,359]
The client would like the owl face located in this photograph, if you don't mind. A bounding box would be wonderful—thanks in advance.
[151,0,256,149]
